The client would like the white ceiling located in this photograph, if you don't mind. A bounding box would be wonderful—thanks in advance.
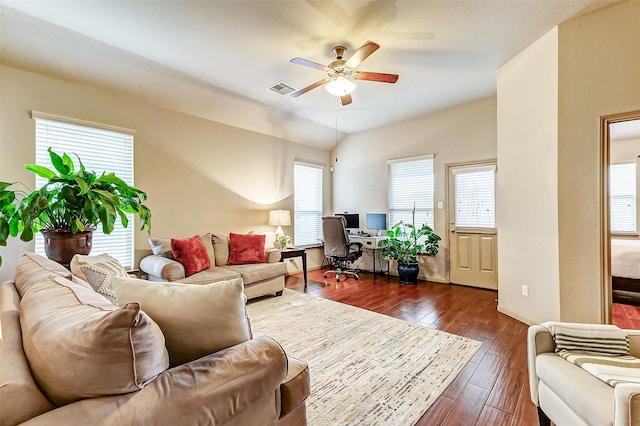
[0,0,616,149]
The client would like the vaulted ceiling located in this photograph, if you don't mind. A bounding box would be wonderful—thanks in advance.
[0,0,616,148]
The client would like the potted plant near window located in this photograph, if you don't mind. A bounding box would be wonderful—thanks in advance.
[378,209,441,285]
[0,147,151,267]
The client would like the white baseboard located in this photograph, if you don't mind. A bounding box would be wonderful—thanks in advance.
[497,305,537,326]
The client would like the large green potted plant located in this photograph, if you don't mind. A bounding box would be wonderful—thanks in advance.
[378,210,440,285]
[0,147,151,267]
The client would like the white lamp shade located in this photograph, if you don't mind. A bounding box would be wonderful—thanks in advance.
[325,76,356,97]
[269,209,291,226]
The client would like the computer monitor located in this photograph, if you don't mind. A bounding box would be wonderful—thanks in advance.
[366,213,387,235]
[336,213,359,232]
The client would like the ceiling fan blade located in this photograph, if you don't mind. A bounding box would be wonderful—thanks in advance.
[345,40,380,68]
[340,94,352,106]
[290,79,329,97]
[354,71,399,83]
[290,57,330,72]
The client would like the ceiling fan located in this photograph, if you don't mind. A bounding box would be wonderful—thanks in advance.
[289,40,399,106]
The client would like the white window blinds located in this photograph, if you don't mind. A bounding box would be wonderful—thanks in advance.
[610,162,637,234]
[454,166,496,228]
[294,162,323,246]
[33,114,136,268]
[388,155,434,229]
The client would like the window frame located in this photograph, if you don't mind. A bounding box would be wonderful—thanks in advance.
[32,112,137,268]
[609,161,638,236]
[293,161,324,247]
[387,154,435,232]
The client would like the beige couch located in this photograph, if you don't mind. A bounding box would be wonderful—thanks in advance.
[140,233,287,300]
[528,324,640,426]
[1,253,310,426]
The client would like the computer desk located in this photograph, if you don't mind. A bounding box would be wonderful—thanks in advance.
[347,234,389,277]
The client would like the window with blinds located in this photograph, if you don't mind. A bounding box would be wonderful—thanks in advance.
[294,162,323,246]
[454,166,496,228]
[388,155,434,229]
[33,113,136,268]
[610,162,636,234]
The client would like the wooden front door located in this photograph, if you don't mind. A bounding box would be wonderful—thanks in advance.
[448,161,498,290]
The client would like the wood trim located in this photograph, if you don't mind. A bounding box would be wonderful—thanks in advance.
[601,110,640,325]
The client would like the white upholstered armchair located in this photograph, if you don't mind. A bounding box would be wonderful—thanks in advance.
[528,323,640,426]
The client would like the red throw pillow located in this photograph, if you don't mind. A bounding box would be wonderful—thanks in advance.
[228,233,266,265]
[171,235,211,277]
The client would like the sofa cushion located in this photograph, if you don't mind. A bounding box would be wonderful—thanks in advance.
[281,356,311,416]
[13,252,72,297]
[222,262,288,285]
[0,282,54,425]
[171,235,211,277]
[228,233,266,265]
[15,254,169,406]
[112,276,252,367]
[212,233,230,266]
[536,353,614,425]
[176,267,241,285]
[70,254,128,303]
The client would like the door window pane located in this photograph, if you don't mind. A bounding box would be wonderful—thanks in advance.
[454,167,496,228]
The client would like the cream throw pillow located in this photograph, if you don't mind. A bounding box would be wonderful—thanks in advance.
[70,254,129,303]
[112,276,252,367]
[15,254,169,406]
[70,253,113,281]
[148,233,215,266]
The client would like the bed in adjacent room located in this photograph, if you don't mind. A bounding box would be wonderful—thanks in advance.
[611,239,640,305]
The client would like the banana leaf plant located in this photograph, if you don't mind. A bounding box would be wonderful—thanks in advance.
[0,147,151,266]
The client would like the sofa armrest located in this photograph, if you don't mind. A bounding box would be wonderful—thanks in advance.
[23,336,288,426]
[139,255,185,281]
[266,248,281,263]
[615,383,640,426]
[527,325,555,406]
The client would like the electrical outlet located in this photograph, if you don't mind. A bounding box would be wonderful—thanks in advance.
[522,285,529,297]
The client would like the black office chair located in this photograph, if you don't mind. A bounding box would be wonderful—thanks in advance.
[322,216,363,282]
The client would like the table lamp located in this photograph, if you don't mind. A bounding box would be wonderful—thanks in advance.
[269,209,291,236]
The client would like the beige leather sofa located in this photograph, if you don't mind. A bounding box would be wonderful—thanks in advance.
[1,253,309,426]
[140,233,287,300]
[528,324,640,426]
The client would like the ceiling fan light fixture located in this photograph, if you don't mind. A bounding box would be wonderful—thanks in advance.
[325,76,356,97]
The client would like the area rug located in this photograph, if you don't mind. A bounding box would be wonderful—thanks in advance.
[246,289,481,426]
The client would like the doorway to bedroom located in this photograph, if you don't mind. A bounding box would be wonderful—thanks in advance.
[607,114,640,329]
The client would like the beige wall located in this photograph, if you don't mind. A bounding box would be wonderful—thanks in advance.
[496,1,640,325]
[496,28,560,325]
[0,66,330,280]
[610,137,640,164]
[332,97,497,282]
[557,1,640,323]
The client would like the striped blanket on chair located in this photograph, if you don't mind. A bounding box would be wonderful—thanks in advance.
[542,322,640,387]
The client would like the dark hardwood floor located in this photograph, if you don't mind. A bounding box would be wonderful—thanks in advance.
[285,268,539,426]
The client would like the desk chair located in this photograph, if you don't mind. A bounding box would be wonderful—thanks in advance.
[322,216,363,282]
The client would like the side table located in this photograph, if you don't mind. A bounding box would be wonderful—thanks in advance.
[279,247,307,288]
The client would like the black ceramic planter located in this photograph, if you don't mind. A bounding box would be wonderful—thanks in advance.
[397,262,419,285]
